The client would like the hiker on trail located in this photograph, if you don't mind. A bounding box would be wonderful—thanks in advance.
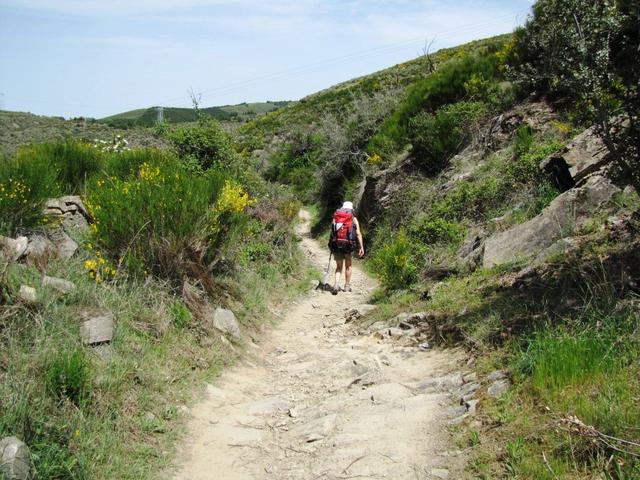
[328,201,364,294]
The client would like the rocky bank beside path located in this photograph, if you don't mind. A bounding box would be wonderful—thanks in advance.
[171,210,468,480]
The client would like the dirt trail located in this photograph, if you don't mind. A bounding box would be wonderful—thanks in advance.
[172,210,466,479]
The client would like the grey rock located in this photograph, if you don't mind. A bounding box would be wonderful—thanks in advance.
[445,405,468,418]
[487,370,509,382]
[387,327,408,338]
[463,372,478,383]
[80,310,114,345]
[456,230,486,272]
[416,373,464,391]
[18,285,36,303]
[344,304,376,323]
[291,414,337,443]
[0,436,32,480]
[465,399,480,416]
[540,125,609,189]
[483,175,620,267]
[43,196,90,231]
[431,468,450,479]
[354,155,414,227]
[208,307,241,339]
[623,185,637,197]
[0,236,28,262]
[533,237,579,265]
[42,275,76,294]
[488,379,511,398]
[457,382,481,399]
[367,321,387,333]
[23,236,55,263]
[48,229,78,260]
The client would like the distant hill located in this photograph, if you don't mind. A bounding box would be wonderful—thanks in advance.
[0,110,168,157]
[239,35,511,140]
[100,101,293,128]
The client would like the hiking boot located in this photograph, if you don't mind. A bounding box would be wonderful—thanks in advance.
[344,284,352,292]
[330,285,339,295]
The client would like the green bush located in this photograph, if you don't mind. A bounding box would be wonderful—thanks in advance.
[411,216,465,246]
[45,348,92,407]
[0,149,60,235]
[369,52,501,154]
[166,118,234,170]
[85,154,232,280]
[102,147,168,179]
[512,125,534,158]
[409,101,487,173]
[265,131,321,198]
[507,140,562,184]
[431,176,504,221]
[372,229,417,290]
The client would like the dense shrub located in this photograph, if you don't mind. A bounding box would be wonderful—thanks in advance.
[166,118,234,170]
[265,130,321,198]
[410,216,465,246]
[506,140,562,184]
[409,101,487,173]
[85,155,250,282]
[0,149,60,235]
[369,52,502,155]
[371,229,417,290]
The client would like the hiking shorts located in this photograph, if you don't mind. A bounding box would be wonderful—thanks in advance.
[333,251,352,261]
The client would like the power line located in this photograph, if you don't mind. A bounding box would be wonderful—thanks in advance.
[7,9,531,115]
[156,11,528,108]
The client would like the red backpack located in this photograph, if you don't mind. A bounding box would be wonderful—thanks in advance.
[329,209,357,253]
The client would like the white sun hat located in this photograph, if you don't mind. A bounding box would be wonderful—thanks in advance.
[342,201,354,210]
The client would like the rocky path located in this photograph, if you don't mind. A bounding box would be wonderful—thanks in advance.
[172,210,467,480]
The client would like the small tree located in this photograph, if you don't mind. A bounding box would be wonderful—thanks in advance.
[507,0,639,190]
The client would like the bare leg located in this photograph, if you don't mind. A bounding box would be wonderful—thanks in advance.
[344,257,353,289]
[334,258,344,288]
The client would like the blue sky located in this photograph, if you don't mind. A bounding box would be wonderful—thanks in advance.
[0,0,534,118]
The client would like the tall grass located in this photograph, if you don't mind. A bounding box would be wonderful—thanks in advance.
[0,149,60,235]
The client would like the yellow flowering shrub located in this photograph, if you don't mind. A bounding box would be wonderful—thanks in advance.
[84,155,236,280]
[83,248,116,283]
[367,153,382,166]
[215,180,254,214]
[371,229,417,290]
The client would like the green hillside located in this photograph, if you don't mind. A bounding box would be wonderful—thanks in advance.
[101,101,293,128]
[1,1,639,478]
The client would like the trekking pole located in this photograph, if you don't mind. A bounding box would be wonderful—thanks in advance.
[317,252,333,290]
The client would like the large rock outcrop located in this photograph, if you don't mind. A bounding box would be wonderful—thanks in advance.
[354,156,414,227]
[540,125,609,191]
[483,175,620,268]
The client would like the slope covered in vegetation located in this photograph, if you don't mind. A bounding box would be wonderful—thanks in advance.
[0,114,313,478]
[235,1,640,478]
[1,0,638,478]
